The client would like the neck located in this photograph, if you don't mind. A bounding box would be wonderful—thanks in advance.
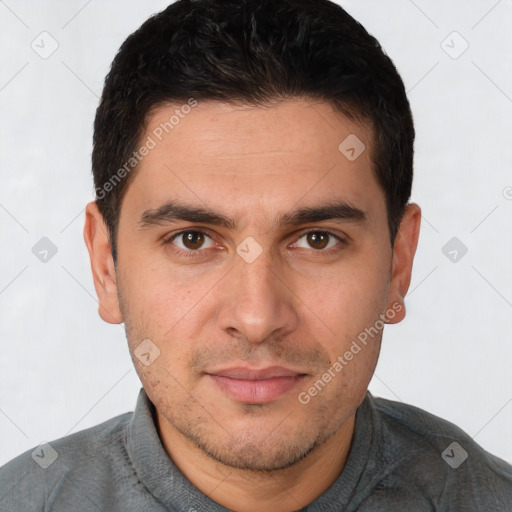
[156,413,356,512]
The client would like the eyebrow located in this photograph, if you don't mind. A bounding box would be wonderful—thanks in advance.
[138,200,367,230]
[279,202,367,226]
[139,203,235,230]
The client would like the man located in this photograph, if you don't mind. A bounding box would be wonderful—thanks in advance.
[1,0,511,510]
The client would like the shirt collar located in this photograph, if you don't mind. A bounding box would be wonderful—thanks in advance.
[127,388,230,511]
[126,387,377,511]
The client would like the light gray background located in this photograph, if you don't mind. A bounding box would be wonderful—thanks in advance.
[1,0,511,467]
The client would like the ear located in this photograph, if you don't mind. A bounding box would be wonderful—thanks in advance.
[385,203,421,324]
[83,201,123,324]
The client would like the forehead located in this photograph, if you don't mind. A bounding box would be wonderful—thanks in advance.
[123,99,381,221]
[145,99,371,163]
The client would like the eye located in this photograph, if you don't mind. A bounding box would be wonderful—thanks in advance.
[169,230,215,251]
[294,231,341,251]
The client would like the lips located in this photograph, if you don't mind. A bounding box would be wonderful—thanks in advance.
[206,366,306,404]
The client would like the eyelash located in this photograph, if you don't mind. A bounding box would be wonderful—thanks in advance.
[163,229,347,258]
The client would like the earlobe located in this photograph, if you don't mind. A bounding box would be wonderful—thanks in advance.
[385,203,421,324]
[83,201,123,324]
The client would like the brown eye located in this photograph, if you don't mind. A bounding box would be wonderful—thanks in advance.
[182,231,205,250]
[293,231,342,252]
[306,232,330,250]
[170,231,214,252]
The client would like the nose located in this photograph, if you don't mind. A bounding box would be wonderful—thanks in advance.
[216,251,299,344]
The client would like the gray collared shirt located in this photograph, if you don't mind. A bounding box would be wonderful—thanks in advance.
[1,388,511,511]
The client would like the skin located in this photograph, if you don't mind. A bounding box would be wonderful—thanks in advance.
[84,99,421,512]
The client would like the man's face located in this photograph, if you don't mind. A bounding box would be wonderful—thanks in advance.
[94,99,408,471]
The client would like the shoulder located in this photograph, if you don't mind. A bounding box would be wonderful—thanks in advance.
[0,411,133,510]
[369,394,512,510]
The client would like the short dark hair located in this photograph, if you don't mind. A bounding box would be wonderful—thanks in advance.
[92,0,414,261]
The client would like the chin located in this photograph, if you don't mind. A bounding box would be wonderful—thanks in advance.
[175,414,337,472]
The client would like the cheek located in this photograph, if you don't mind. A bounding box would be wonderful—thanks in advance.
[295,257,390,343]
[119,257,207,326]
[118,261,225,379]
